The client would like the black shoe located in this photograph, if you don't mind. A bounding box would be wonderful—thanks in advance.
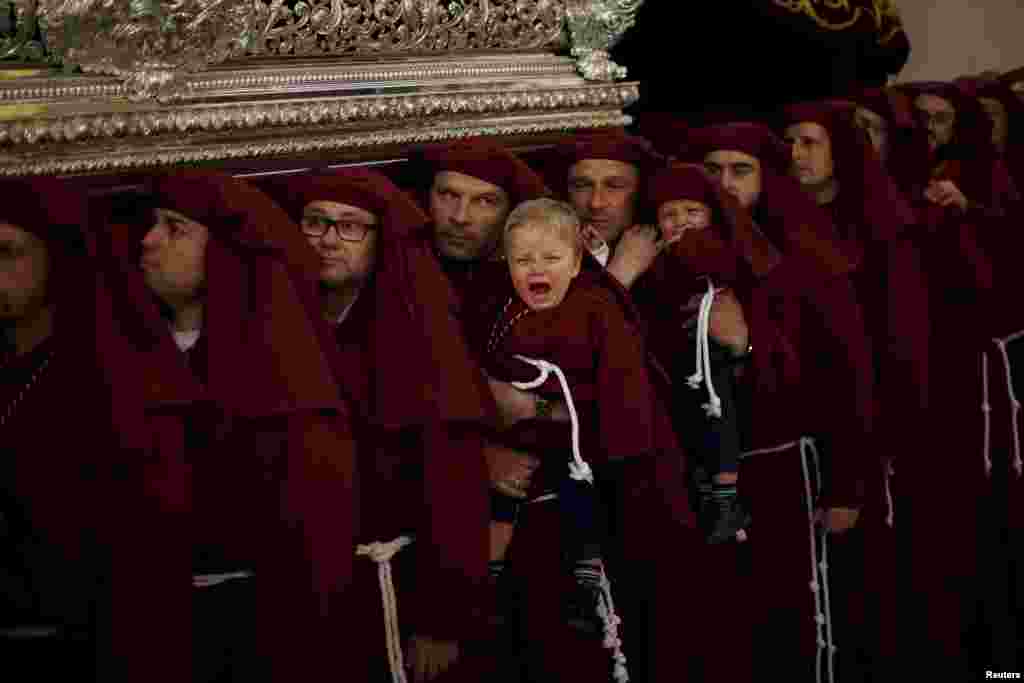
[703,495,752,545]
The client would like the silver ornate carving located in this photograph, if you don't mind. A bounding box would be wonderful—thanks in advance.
[0,71,638,175]
[565,0,643,81]
[0,110,632,176]
[34,0,256,100]
[0,0,47,61]
[0,55,578,102]
[0,83,637,146]
[0,1,645,97]
[246,0,565,58]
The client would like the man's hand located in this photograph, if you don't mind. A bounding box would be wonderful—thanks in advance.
[925,179,969,211]
[682,287,750,357]
[813,506,861,534]
[483,442,540,499]
[606,224,681,289]
[486,375,536,430]
[407,635,459,682]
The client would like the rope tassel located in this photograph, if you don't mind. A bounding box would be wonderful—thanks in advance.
[509,355,628,681]
[740,437,834,683]
[356,536,414,683]
[509,356,593,484]
[596,569,630,683]
[994,333,1024,477]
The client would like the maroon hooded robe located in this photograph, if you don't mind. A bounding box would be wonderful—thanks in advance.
[93,172,358,682]
[888,81,1023,676]
[0,179,160,681]
[781,100,930,675]
[257,168,495,680]
[632,161,875,683]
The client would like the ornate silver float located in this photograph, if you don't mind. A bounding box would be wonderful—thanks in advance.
[0,0,643,176]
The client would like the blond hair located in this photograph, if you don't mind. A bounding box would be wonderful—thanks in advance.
[503,198,582,252]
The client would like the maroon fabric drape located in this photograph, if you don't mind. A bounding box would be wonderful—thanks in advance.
[846,86,933,197]
[0,179,162,681]
[975,80,1024,189]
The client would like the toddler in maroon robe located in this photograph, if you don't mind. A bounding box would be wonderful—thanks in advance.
[468,197,664,681]
[656,197,751,544]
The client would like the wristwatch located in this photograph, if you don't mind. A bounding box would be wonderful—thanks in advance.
[535,396,553,420]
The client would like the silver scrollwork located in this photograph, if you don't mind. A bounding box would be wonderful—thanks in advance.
[34,0,256,100]
[246,0,566,57]
[0,83,638,147]
[565,0,643,81]
[1,0,645,96]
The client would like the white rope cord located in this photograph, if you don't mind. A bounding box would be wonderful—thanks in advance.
[509,355,592,484]
[807,438,837,683]
[994,330,1024,477]
[596,568,629,683]
[740,437,833,683]
[982,351,993,477]
[883,458,895,528]
[686,278,723,418]
[356,535,414,683]
[192,570,254,589]
[509,355,629,682]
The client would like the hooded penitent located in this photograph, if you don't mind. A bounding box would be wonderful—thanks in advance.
[631,158,875,682]
[684,121,855,279]
[0,179,128,678]
[93,170,359,681]
[258,168,494,651]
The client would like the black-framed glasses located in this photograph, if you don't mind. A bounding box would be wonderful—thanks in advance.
[300,214,377,242]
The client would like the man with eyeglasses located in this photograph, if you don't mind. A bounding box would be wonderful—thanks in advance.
[298,191,380,325]
[899,81,1019,215]
[259,167,501,683]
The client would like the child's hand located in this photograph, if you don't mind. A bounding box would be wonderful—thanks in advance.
[606,223,679,289]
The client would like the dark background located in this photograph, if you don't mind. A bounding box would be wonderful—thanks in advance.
[612,1,911,126]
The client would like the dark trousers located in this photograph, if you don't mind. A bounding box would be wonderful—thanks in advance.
[193,577,263,683]
[0,627,95,681]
